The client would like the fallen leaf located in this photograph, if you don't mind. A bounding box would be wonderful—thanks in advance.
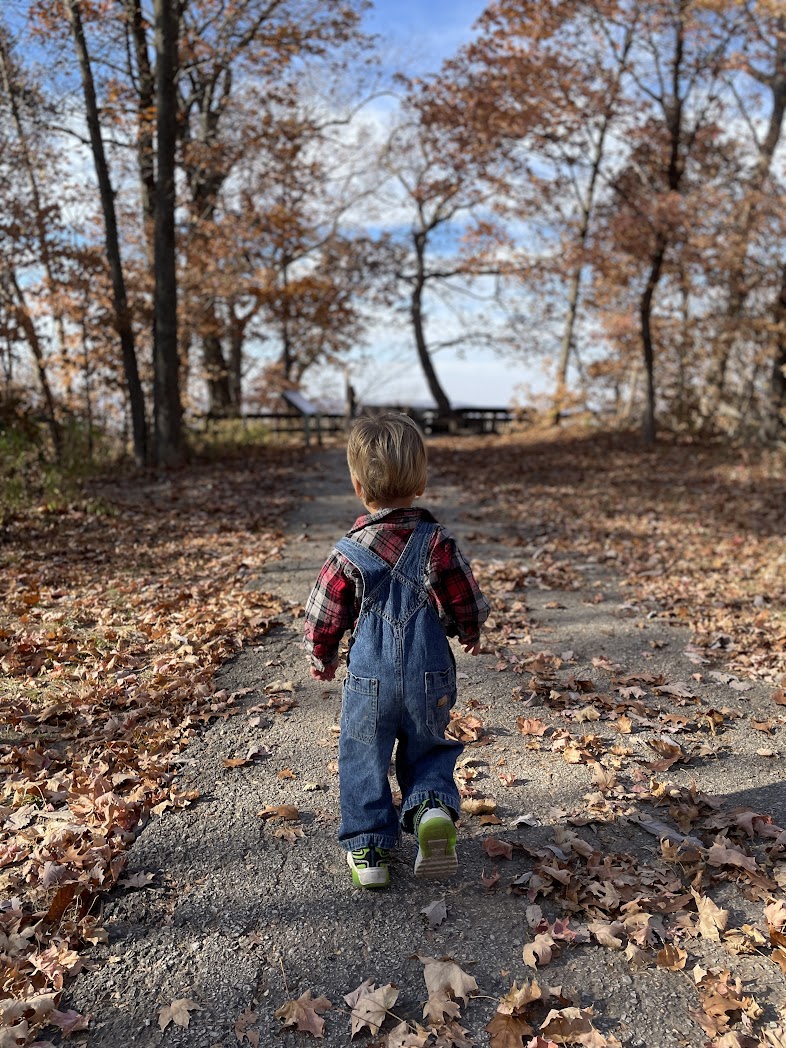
[656,944,687,971]
[522,932,555,968]
[510,813,539,828]
[422,992,461,1025]
[246,744,271,760]
[272,824,304,842]
[574,706,600,724]
[275,990,331,1037]
[257,804,300,822]
[158,999,200,1031]
[707,838,759,875]
[765,901,786,930]
[460,797,497,816]
[388,1020,432,1047]
[235,1006,260,1046]
[119,871,155,889]
[539,1006,612,1045]
[481,867,500,890]
[591,763,617,791]
[587,920,625,950]
[485,1011,533,1047]
[49,1008,89,1035]
[418,956,478,1004]
[483,838,513,860]
[421,899,448,928]
[691,889,728,942]
[498,980,543,1015]
[516,717,547,736]
[265,679,295,694]
[344,980,398,1037]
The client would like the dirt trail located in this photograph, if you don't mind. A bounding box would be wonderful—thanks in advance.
[68,446,786,1048]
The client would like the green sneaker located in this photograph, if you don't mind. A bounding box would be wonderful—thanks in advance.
[346,845,391,889]
[413,794,457,879]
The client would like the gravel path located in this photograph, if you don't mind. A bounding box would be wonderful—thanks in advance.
[67,446,786,1048]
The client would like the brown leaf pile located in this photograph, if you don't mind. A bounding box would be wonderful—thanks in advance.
[430,430,786,683]
[431,429,786,1044]
[0,449,297,1045]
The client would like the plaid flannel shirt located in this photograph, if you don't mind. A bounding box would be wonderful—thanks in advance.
[304,507,490,672]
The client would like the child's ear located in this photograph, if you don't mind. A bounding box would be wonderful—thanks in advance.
[351,475,364,500]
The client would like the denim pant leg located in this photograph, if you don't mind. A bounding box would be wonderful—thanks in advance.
[396,708,463,832]
[338,683,399,851]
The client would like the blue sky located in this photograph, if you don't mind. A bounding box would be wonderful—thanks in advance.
[362,0,488,76]
[301,0,552,410]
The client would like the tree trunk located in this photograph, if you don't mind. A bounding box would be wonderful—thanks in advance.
[227,301,247,414]
[767,261,786,441]
[639,241,665,446]
[636,13,685,447]
[181,69,233,416]
[80,304,94,459]
[0,34,70,384]
[66,0,148,467]
[126,0,157,257]
[152,0,184,467]
[202,299,233,415]
[552,263,583,426]
[411,232,452,417]
[278,262,295,385]
[2,273,61,457]
[551,18,637,426]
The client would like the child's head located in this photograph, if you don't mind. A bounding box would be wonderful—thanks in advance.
[347,413,427,507]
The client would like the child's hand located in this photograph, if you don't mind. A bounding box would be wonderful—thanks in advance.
[462,641,481,655]
[310,664,337,681]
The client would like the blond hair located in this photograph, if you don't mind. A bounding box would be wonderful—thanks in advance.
[347,413,427,505]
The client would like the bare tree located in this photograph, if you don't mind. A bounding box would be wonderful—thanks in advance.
[66,0,148,466]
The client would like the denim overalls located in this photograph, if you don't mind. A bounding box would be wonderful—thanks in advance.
[334,520,463,852]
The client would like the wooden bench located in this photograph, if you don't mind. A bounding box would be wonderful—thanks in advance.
[414,406,516,435]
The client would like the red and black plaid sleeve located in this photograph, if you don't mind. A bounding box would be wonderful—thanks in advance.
[426,528,490,644]
[303,552,356,671]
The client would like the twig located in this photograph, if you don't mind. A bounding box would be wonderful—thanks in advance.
[278,956,291,998]
[334,1001,413,1029]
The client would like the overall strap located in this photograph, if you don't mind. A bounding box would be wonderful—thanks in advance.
[334,535,391,579]
[392,520,436,587]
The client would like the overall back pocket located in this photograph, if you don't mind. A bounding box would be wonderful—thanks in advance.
[425,666,457,738]
[341,672,379,744]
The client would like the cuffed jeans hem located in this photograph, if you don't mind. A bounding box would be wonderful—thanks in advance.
[401,791,459,833]
[340,833,399,852]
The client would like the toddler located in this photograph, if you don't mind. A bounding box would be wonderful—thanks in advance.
[304,413,489,888]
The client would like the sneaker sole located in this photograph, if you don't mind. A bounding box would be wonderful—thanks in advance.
[414,811,457,879]
[346,851,390,889]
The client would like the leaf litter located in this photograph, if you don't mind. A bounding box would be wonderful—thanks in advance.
[0,449,296,1045]
[5,431,786,1046]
